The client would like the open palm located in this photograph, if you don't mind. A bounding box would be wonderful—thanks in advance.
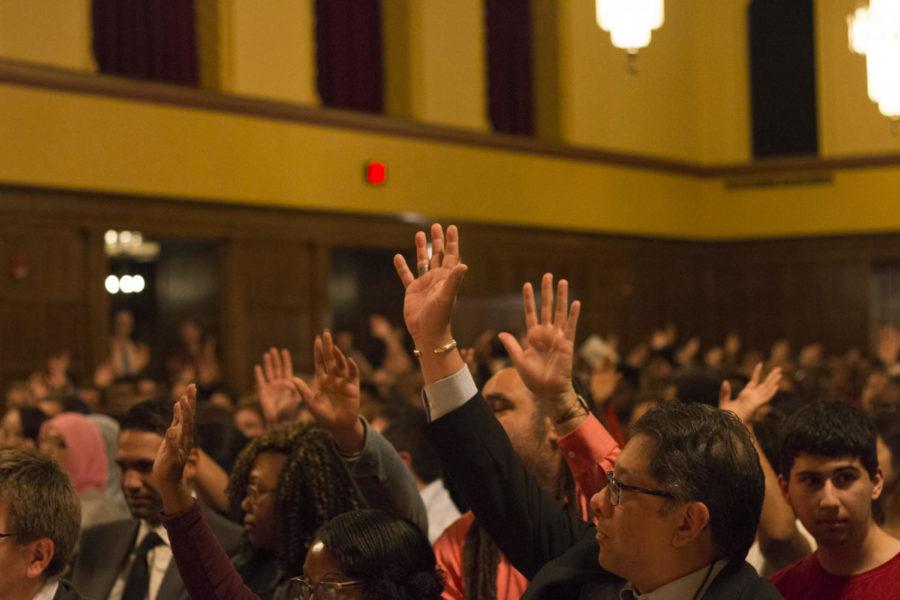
[394,224,467,345]
[719,362,782,424]
[294,330,360,436]
[254,347,302,427]
[499,273,581,402]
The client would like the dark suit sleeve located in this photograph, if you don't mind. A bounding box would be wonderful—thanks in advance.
[425,394,593,579]
[161,500,259,600]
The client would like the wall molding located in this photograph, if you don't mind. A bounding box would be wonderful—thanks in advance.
[4,59,900,179]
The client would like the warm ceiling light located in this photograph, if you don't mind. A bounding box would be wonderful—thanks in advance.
[595,0,665,55]
[848,0,900,120]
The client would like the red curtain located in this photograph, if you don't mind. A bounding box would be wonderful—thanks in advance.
[92,0,199,86]
[315,0,384,113]
[485,0,534,136]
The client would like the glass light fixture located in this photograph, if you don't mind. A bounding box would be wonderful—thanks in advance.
[848,0,900,120]
[596,0,665,55]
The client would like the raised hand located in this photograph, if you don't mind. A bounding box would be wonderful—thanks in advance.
[393,224,467,348]
[254,347,302,427]
[719,363,782,425]
[498,273,583,425]
[152,384,196,513]
[293,330,365,455]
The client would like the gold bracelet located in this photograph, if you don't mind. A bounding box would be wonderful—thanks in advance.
[413,338,457,358]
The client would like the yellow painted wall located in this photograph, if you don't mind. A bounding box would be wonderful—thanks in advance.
[0,0,94,71]
[1,82,898,240]
[406,0,489,131]
[815,0,900,157]
[0,1,899,241]
[218,0,318,104]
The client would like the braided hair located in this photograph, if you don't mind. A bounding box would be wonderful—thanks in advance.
[463,454,578,599]
[227,422,361,578]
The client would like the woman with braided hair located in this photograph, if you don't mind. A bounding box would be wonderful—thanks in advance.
[153,331,429,600]
[226,421,361,599]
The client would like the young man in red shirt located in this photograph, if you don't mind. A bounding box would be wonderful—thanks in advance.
[771,400,900,599]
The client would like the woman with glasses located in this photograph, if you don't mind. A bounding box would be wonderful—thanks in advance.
[153,333,431,600]
[290,509,443,600]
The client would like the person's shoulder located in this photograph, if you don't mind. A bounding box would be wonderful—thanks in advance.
[52,579,85,600]
[709,560,784,600]
[769,552,818,590]
[200,503,244,552]
[79,517,137,543]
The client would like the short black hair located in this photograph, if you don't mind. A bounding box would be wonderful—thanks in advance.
[630,402,764,564]
[381,406,442,484]
[119,398,173,437]
[779,401,878,479]
[317,509,443,600]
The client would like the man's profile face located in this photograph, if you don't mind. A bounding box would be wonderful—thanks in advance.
[483,368,558,489]
[0,499,37,592]
[117,430,165,522]
[782,454,882,548]
[589,435,682,583]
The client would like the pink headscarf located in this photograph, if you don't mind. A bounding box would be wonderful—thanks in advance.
[40,413,108,493]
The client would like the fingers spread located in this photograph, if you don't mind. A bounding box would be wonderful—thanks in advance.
[394,254,415,288]
[498,332,524,364]
[415,230,429,268]
[443,225,459,267]
[322,331,338,373]
[430,223,445,269]
[719,380,732,406]
[281,349,294,379]
[263,350,276,383]
[565,300,581,341]
[540,273,553,325]
[293,376,314,403]
[750,362,763,386]
[439,263,468,304]
[555,279,569,327]
[313,336,327,376]
[523,283,538,329]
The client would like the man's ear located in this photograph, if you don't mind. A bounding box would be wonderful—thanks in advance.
[871,467,885,501]
[672,502,710,547]
[25,538,54,579]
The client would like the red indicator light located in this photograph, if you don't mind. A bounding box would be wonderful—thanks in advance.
[366,162,387,185]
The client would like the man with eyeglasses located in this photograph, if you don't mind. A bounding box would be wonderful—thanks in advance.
[394,224,782,599]
[0,448,83,599]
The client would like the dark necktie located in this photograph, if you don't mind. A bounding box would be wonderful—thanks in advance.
[121,530,164,600]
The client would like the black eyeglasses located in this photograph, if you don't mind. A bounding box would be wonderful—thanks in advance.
[287,575,364,600]
[605,471,677,506]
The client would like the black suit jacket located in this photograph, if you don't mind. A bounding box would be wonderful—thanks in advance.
[72,503,244,600]
[52,579,84,600]
[425,394,783,599]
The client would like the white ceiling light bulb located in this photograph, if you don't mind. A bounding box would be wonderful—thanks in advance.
[848,0,900,120]
[105,275,120,294]
[119,275,135,294]
[596,0,665,68]
[133,275,146,293]
[104,230,118,246]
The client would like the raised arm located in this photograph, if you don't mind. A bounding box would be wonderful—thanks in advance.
[498,273,620,501]
[153,386,259,600]
[293,331,428,535]
[719,364,811,569]
[395,224,593,577]
[255,347,303,429]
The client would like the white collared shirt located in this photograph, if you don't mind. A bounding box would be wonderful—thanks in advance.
[109,521,173,600]
[617,559,728,600]
[420,478,462,543]
[32,579,59,600]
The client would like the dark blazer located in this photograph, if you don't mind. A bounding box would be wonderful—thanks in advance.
[425,394,783,600]
[52,579,84,600]
[72,503,244,600]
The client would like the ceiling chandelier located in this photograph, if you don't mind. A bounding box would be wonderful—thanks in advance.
[848,0,900,120]
[595,0,665,70]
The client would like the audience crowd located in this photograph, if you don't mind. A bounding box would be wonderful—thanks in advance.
[1,223,899,599]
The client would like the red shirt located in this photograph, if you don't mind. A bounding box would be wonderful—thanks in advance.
[770,550,900,600]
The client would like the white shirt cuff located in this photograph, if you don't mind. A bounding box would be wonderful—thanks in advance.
[422,366,478,421]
